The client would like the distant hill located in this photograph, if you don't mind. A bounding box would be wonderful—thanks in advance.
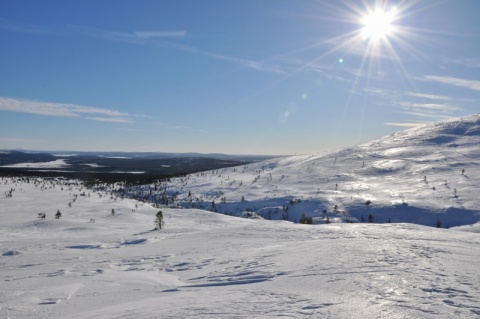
[123,113,480,227]
[0,150,57,165]
[0,150,276,183]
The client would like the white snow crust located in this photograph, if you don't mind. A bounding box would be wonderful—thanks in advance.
[0,179,479,318]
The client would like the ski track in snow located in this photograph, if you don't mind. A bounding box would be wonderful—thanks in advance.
[1,177,480,318]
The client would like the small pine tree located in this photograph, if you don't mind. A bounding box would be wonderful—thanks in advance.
[155,211,165,230]
[299,214,313,224]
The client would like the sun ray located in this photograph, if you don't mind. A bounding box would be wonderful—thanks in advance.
[212,0,457,127]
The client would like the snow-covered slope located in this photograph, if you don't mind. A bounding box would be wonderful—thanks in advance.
[2,114,480,318]
[148,113,480,227]
[1,177,480,318]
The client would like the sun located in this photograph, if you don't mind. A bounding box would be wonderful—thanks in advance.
[361,6,398,42]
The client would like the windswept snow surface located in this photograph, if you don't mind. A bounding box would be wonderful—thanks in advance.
[148,113,480,227]
[1,178,480,318]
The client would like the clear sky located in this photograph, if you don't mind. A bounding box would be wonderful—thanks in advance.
[1,0,479,155]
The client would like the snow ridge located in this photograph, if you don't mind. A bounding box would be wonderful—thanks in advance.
[148,113,480,227]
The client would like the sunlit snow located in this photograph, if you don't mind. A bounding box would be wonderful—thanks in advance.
[0,159,69,168]
[139,113,480,228]
[1,114,480,318]
[1,177,479,318]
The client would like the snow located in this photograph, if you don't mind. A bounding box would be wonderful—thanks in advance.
[2,114,480,318]
[110,171,146,174]
[98,156,132,159]
[81,163,106,168]
[140,113,480,228]
[0,159,69,168]
[1,177,479,318]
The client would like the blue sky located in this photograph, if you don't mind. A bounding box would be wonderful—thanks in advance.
[1,0,479,155]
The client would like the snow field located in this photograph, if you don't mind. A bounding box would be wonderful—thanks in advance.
[146,114,480,228]
[1,177,480,318]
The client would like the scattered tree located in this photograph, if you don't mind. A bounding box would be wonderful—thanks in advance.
[155,211,165,230]
[299,213,313,224]
[55,210,62,219]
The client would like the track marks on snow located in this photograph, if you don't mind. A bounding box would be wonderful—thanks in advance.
[65,236,164,250]
[183,256,282,288]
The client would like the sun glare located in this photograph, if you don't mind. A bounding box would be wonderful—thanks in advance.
[361,6,397,42]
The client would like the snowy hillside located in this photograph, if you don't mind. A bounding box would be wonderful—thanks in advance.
[1,177,480,318]
[140,113,480,228]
